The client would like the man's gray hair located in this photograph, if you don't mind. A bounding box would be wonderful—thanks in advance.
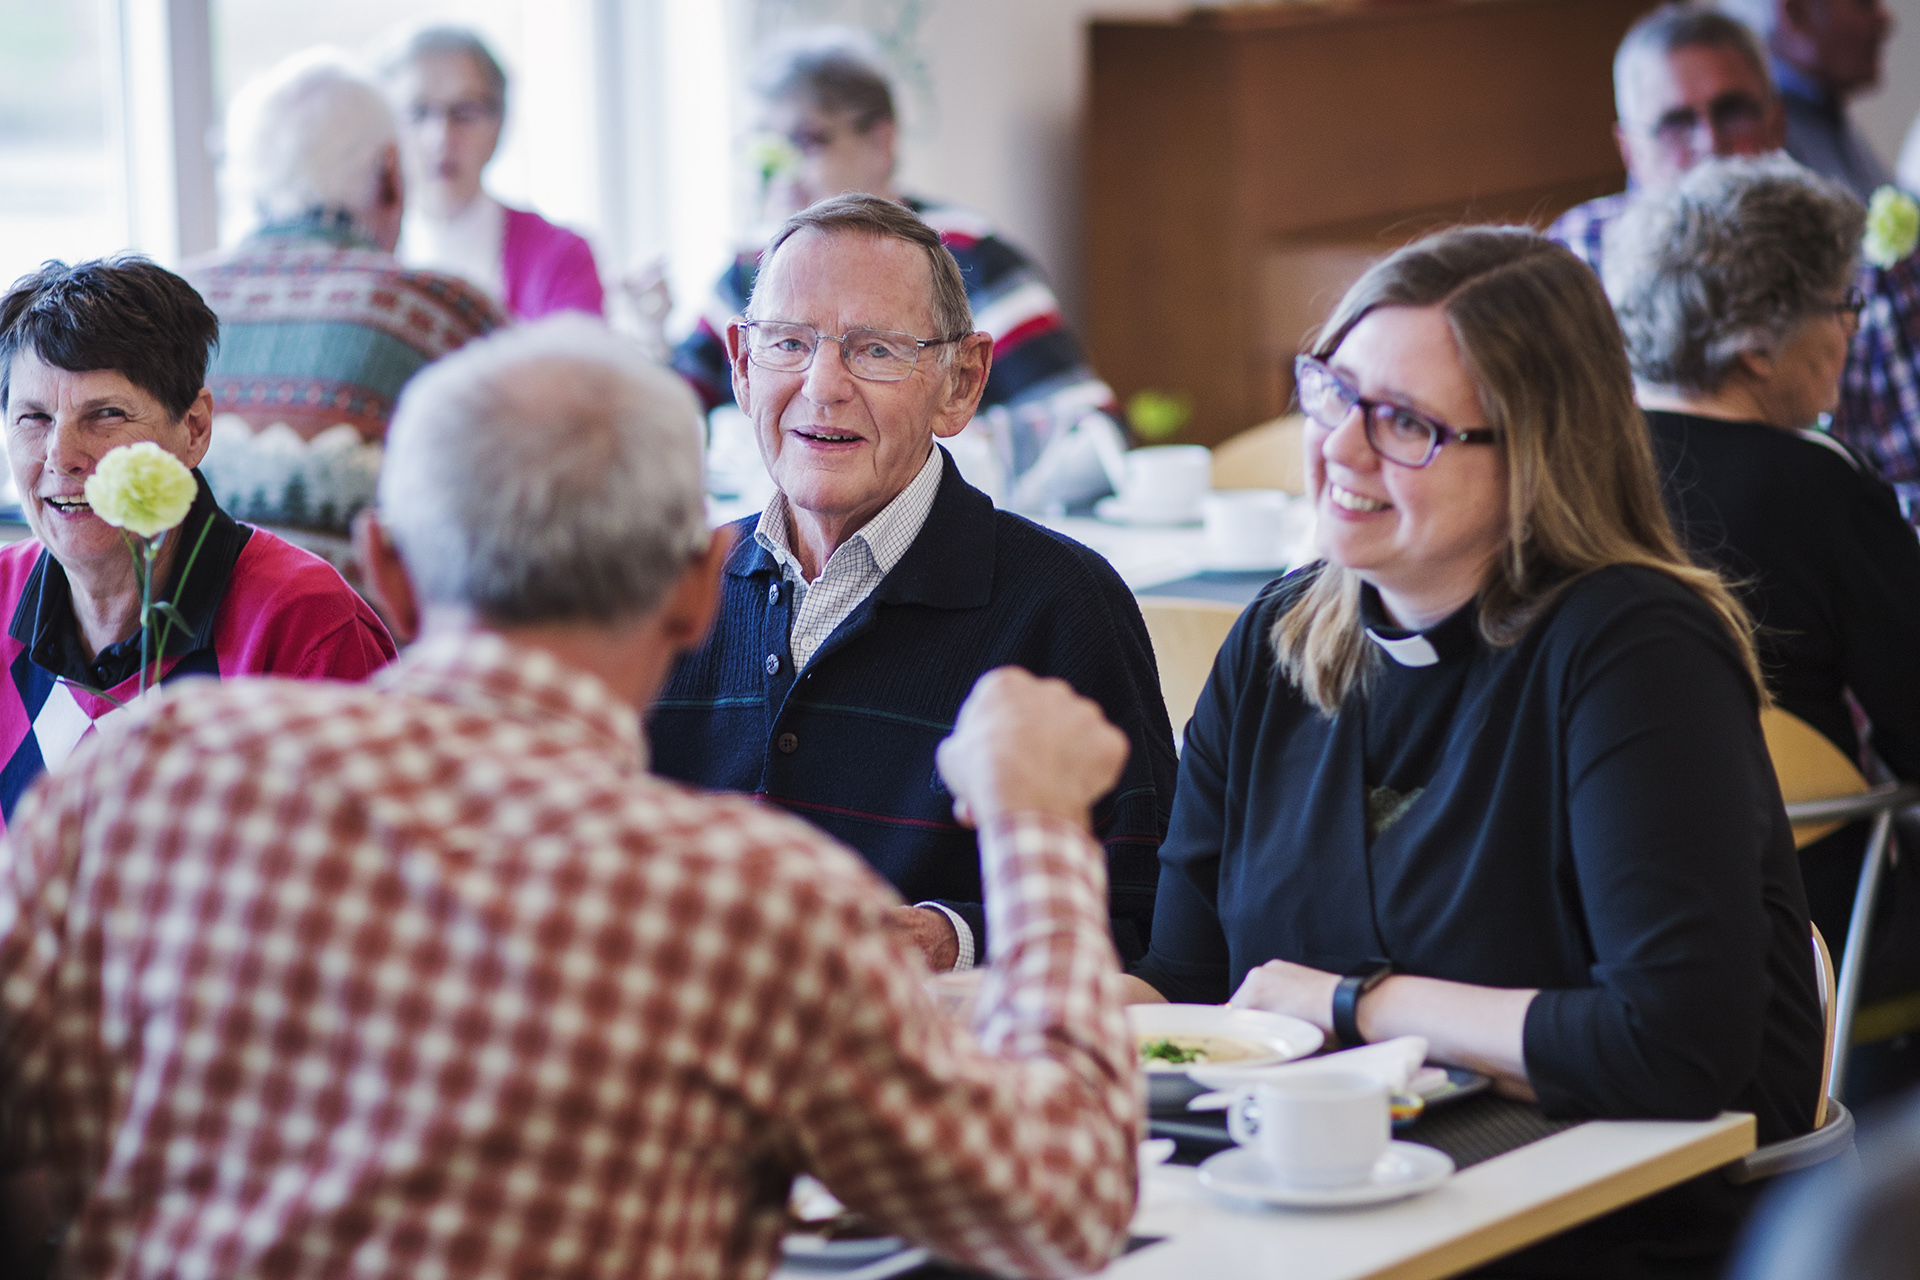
[224,50,399,227]
[380,316,710,624]
[1603,154,1863,395]
[748,194,973,343]
[1614,4,1775,118]
[752,26,894,130]
[381,24,509,113]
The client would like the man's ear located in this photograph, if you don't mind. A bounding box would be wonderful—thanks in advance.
[929,332,994,440]
[660,526,735,653]
[724,319,753,413]
[351,511,420,645]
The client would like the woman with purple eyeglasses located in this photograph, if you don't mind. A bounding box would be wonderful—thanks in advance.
[1125,227,1821,1278]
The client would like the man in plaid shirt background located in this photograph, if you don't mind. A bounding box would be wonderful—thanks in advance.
[0,317,1142,1278]
[1548,3,1920,525]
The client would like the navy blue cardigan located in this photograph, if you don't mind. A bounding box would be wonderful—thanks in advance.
[648,451,1178,961]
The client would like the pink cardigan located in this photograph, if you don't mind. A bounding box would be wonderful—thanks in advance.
[502,206,605,319]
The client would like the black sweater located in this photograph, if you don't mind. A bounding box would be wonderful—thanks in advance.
[648,451,1178,961]
[1646,409,1920,780]
[1134,565,1821,1146]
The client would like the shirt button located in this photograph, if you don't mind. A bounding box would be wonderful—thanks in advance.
[777,732,799,754]
[768,582,781,604]
[765,653,781,676]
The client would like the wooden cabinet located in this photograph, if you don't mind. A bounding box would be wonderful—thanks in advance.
[1085,0,1650,444]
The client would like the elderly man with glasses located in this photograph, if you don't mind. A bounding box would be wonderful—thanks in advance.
[1547,1,1920,526]
[649,194,1176,975]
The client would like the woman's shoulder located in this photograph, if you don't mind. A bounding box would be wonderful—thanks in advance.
[1531,564,1748,678]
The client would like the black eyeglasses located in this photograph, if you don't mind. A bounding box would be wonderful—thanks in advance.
[1635,91,1769,152]
[1293,355,1499,468]
[741,320,964,382]
[1831,286,1867,322]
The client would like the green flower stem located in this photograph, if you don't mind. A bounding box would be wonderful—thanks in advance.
[149,512,214,686]
[139,535,157,698]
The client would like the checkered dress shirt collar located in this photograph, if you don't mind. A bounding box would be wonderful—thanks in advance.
[0,628,1139,1280]
[754,445,944,669]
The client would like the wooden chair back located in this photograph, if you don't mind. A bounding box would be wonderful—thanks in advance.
[1211,415,1306,495]
[1811,924,1835,1128]
[1760,707,1869,848]
[1138,597,1244,734]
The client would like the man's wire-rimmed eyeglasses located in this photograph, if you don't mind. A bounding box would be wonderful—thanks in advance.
[741,320,966,383]
[1294,355,1499,469]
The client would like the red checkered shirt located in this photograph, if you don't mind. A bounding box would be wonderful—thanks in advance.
[0,631,1140,1279]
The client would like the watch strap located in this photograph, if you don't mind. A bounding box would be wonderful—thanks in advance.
[1332,958,1394,1047]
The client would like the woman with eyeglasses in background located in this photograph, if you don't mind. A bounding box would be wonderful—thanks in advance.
[382,26,605,321]
[1125,226,1821,1278]
[1606,155,1920,1103]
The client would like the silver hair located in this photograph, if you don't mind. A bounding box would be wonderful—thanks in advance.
[381,24,509,113]
[1614,3,1774,119]
[224,50,399,228]
[752,26,894,130]
[1603,154,1863,395]
[748,193,973,350]
[379,315,710,624]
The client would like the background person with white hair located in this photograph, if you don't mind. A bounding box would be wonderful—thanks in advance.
[0,314,1143,1280]
[182,49,505,445]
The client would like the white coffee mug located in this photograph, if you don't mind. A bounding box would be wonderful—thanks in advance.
[1227,1071,1390,1189]
[1122,444,1211,515]
[1201,489,1292,568]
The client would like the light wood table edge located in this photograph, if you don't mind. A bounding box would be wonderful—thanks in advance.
[1359,1112,1757,1280]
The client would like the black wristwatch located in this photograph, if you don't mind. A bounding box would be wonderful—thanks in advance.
[1332,958,1394,1047]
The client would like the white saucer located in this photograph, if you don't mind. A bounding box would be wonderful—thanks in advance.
[781,1232,907,1262]
[1197,1141,1454,1208]
[1094,495,1203,526]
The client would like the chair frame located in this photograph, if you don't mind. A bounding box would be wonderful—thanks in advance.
[1722,925,1855,1184]
[1787,781,1920,1098]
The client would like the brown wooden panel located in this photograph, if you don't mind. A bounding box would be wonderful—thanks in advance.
[1085,0,1653,446]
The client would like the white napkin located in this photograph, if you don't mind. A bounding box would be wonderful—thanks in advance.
[1185,1035,1428,1107]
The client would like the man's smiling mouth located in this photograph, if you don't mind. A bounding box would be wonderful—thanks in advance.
[44,497,91,515]
[796,428,862,444]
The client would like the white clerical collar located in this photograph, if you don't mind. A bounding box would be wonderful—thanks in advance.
[1365,629,1441,667]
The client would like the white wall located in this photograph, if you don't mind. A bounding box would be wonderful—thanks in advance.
[1849,0,1920,175]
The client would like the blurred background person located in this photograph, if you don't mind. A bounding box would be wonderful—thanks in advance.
[673,28,1121,509]
[1550,2,1920,529]
[1605,154,1920,1101]
[1720,0,1894,202]
[185,50,503,444]
[1727,1084,1920,1280]
[383,25,606,321]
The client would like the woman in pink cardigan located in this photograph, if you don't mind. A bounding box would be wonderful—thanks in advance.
[385,26,605,320]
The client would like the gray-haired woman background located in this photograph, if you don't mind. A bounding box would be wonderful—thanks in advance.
[1605,155,1920,1101]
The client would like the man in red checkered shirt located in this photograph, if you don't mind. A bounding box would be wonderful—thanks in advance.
[0,316,1142,1279]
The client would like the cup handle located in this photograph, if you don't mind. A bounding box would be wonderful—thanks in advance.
[1226,1089,1260,1147]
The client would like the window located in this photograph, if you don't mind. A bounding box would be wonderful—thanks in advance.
[0,2,125,290]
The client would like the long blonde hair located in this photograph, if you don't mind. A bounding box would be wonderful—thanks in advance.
[1275,226,1761,714]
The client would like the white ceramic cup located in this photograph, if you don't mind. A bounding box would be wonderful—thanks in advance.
[1227,1070,1390,1189]
[1201,489,1292,568]
[1121,444,1212,515]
